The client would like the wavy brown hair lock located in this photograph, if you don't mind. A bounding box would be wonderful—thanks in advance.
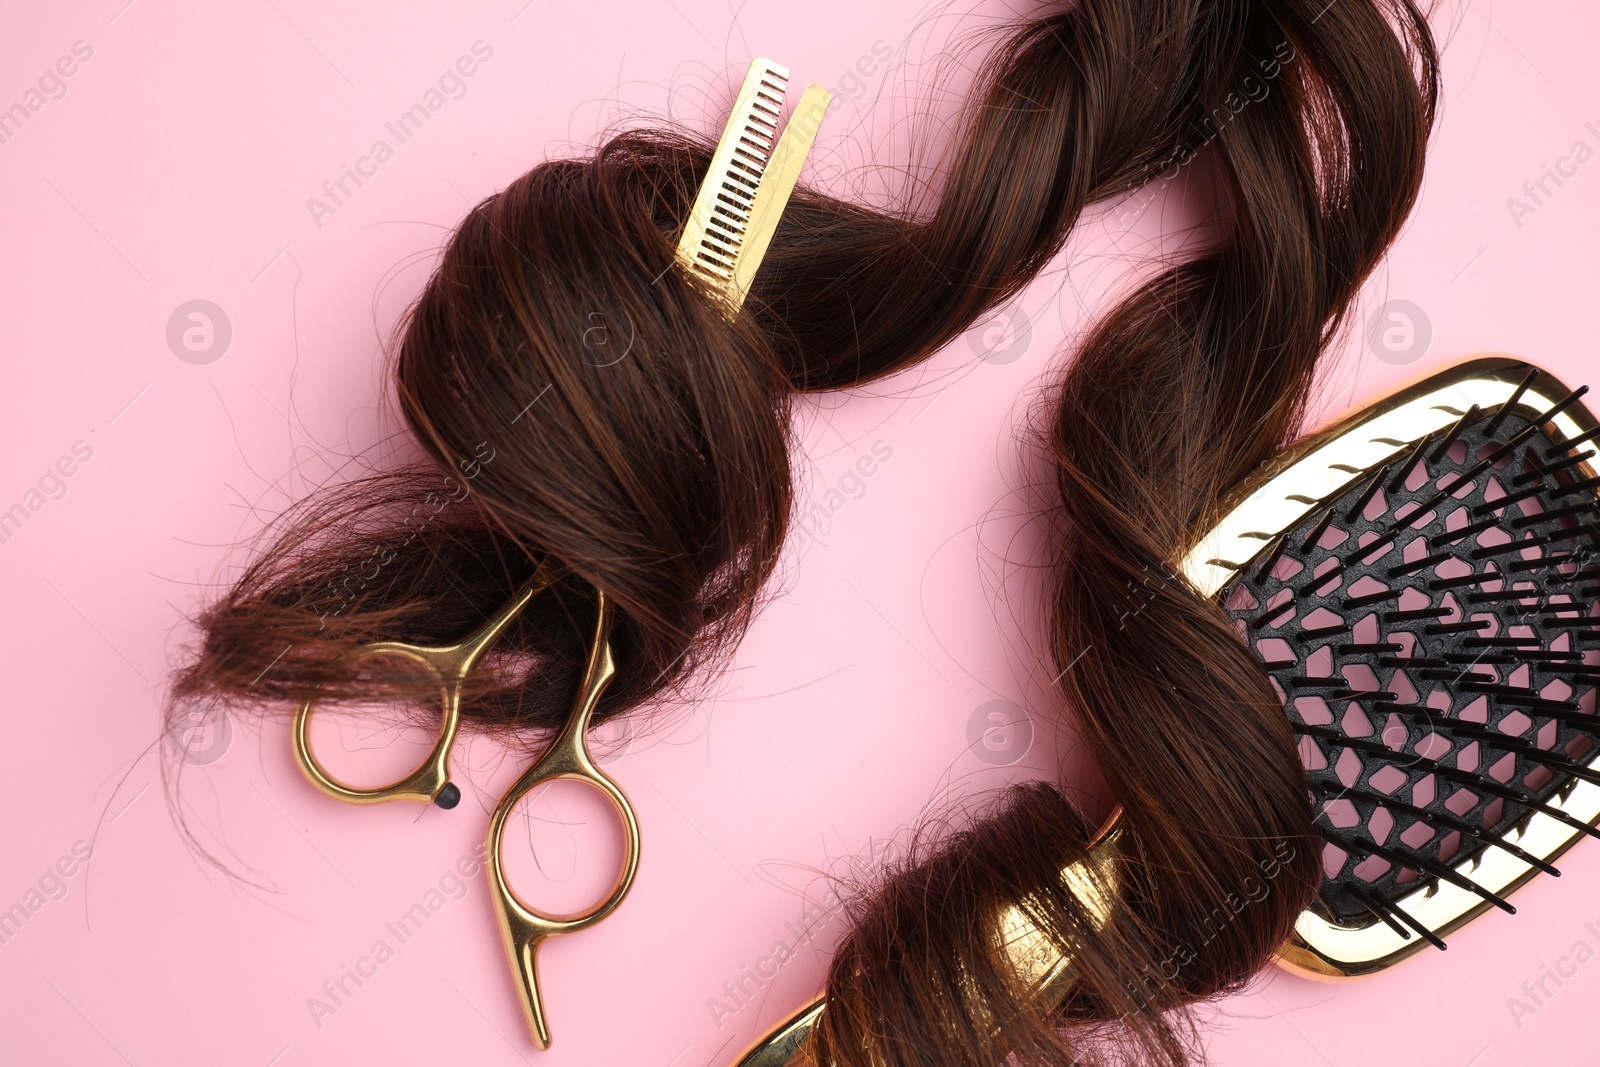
[813,2,1439,1065]
[170,0,1440,1062]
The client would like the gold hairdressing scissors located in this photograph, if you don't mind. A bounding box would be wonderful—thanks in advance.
[291,557,641,1050]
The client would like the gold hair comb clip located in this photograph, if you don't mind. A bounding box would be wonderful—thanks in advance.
[675,57,831,317]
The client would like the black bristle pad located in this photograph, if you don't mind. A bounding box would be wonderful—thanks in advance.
[1220,401,1600,928]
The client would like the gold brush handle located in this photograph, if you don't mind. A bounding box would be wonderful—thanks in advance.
[730,820,1123,1066]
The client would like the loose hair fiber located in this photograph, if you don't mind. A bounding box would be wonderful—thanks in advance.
[168,1,1442,1064]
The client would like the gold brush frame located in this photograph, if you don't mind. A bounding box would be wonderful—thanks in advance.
[733,355,1600,1064]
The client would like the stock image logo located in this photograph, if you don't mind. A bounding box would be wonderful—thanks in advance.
[968,299,1033,366]
[581,309,634,367]
[966,699,1034,766]
[166,299,233,366]
[591,715,633,766]
[167,705,233,766]
[1365,299,1431,366]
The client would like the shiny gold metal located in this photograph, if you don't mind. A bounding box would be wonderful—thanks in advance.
[674,58,831,317]
[734,998,824,1067]
[1182,354,1600,978]
[487,588,640,1049]
[1004,820,1122,1001]
[730,816,1123,1067]
[291,557,642,1049]
[291,557,566,806]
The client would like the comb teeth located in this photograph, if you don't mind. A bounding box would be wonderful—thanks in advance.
[674,61,832,317]
[689,64,788,283]
[1219,393,1600,940]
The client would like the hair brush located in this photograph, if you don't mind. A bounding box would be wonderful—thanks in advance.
[734,356,1600,1063]
[1187,354,1600,975]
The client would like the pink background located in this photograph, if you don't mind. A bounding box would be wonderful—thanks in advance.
[2,0,1598,1064]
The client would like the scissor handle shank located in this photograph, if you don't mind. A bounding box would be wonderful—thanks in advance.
[290,564,560,805]
[487,591,642,1049]
[291,642,462,805]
